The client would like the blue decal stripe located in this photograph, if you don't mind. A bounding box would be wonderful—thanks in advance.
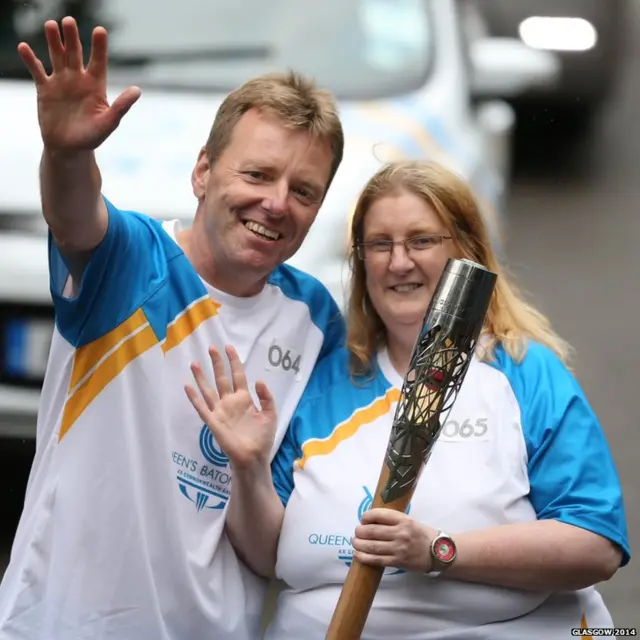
[387,96,471,165]
[4,320,26,377]
[350,98,455,163]
[335,105,413,156]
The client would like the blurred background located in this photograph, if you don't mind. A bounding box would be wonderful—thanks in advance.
[0,0,637,630]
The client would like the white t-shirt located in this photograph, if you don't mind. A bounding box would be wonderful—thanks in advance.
[267,343,630,639]
[0,198,345,640]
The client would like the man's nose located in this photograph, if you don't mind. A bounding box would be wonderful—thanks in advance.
[262,181,290,217]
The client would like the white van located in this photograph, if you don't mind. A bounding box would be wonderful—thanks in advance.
[0,0,557,439]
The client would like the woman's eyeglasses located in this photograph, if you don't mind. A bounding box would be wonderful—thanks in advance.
[355,234,452,260]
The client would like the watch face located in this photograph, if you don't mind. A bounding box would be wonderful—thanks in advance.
[433,536,456,563]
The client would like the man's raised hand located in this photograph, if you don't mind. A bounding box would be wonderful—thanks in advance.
[17,17,141,151]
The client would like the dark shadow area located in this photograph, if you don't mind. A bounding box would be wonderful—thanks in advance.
[511,106,603,182]
[0,438,35,531]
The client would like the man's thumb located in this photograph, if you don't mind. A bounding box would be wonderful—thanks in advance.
[110,85,142,124]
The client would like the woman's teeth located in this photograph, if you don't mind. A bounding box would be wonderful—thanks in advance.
[391,284,422,292]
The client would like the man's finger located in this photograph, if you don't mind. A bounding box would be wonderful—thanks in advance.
[86,26,109,78]
[44,20,65,73]
[108,86,142,123]
[226,346,249,392]
[16,44,49,85]
[190,362,218,411]
[209,347,232,397]
[61,16,83,70]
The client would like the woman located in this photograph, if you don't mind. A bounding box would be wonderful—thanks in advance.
[185,160,630,639]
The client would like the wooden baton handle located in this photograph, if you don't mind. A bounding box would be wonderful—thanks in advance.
[325,383,441,640]
[325,461,415,639]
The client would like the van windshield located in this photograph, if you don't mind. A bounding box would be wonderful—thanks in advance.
[0,0,434,99]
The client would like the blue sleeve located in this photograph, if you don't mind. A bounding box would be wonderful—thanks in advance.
[271,413,302,507]
[516,346,630,566]
[267,264,346,362]
[271,347,350,506]
[318,296,346,362]
[50,196,169,347]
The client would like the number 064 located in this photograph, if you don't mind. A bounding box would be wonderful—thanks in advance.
[268,345,301,374]
[441,418,488,438]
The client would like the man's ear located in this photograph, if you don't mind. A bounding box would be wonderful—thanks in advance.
[191,147,210,200]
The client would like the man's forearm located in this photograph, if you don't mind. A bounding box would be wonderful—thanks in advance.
[226,464,285,578]
[445,520,622,592]
[40,148,108,253]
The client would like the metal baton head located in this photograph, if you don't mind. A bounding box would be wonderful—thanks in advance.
[381,258,498,503]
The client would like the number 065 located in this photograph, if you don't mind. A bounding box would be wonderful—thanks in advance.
[441,418,488,438]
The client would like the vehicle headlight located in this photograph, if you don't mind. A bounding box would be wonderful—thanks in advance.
[518,16,598,52]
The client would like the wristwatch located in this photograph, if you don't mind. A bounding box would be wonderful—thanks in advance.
[425,531,457,577]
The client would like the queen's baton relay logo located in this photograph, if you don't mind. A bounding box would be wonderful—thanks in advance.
[172,425,232,512]
[308,486,411,577]
[199,425,229,467]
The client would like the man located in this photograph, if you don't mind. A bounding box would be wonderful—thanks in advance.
[0,15,345,640]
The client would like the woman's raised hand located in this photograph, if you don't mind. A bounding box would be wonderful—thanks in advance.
[185,346,278,471]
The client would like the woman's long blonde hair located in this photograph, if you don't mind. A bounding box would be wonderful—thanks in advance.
[346,160,573,377]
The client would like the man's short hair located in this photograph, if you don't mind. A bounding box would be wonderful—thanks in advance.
[205,70,344,190]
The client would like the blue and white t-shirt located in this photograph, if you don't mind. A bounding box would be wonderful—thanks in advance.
[0,197,345,640]
[267,342,630,639]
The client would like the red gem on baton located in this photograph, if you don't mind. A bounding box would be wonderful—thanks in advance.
[425,369,445,390]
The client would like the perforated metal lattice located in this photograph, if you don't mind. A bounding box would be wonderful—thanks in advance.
[380,322,479,504]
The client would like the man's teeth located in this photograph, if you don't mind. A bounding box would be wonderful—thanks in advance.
[244,221,280,240]
[392,284,422,292]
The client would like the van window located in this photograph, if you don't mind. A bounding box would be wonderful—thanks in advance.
[0,0,434,99]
